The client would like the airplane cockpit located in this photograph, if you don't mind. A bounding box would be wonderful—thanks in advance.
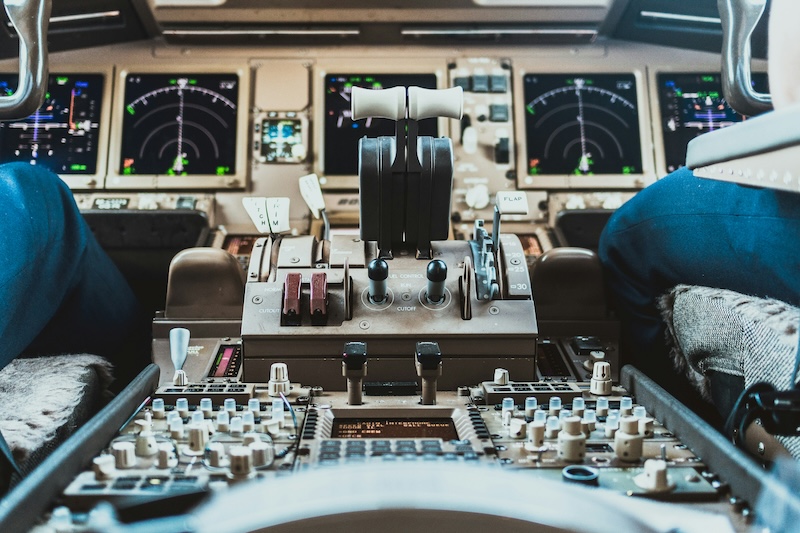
[1,0,799,531]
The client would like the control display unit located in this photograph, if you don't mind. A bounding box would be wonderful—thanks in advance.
[523,73,642,177]
[323,73,438,176]
[331,417,459,440]
[118,73,239,177]
[0,73,103,175]
[657,72,769,172]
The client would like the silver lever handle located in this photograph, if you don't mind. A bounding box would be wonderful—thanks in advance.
[0,0,50,121]
[718,0,772,116]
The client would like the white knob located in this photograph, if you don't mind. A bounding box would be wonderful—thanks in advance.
[151,398,166,419]
[465,184,491,210]
[565,195,586,210]
[248,399,262,416]
[187,423,208,454]
[590,362,612,396]
[493,368,509,385]
[250,441,275,468]
[351,85,406,121]
[157,443,177,469]
[557,416,586,463]
[207,442,227,468]
[217,411,230,433]
[93,455,116,480]
[509,418,527,439]
[615,416,644,463]
[112,442,136,469]
[634,459,675,492]
[242,411,256,433]
[176,397,190,418]
[135,431,158,457]
[169,418,184,440]
[200,398,214,418]
[407,86,463,120]
[269,363,290,397]
[526,421,545,448]
[602,195,623,210]
[228,446,255,480]
[224,398,237,417]
[230,416,244,436]
[548,397,562,417]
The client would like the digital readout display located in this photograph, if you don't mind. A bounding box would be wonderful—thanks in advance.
[331,418,459,440]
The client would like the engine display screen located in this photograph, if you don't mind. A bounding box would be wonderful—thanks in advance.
[331,417,459,440]
[657,72,769,172]
[119,73,239,176]
[324,73,438,175]
[523,73,642,176]
[0,73,103,174]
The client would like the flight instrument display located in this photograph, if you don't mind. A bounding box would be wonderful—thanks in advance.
[657,72,769,172]
[523,73,642,176]
[119,73,239,176]
[324,73,438,175]
[0,73,103,174]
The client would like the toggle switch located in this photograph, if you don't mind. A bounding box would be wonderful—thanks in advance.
[415,341,443,406]
[425,259,447,304]
[367,258,389,304]
[310,272,328,325]
[170,327,190,386]
[342,341,368,406]
[282,273,302,326]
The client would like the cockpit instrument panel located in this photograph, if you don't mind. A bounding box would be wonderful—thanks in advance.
[656,72,769,173]
[522,73,643,180]
[0,73,104,179]
[109,70,247,190]
[322,73,438,177]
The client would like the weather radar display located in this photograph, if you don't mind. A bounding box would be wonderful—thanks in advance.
[523,73,642,176]
[119,73,239,176]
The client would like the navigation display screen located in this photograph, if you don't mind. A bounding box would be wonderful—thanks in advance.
[331,417,459,440]
[119,73,239,176]
[324,73,438,175]
[0,73,104,174]
[523,73,642,176]
[657,72,769,172]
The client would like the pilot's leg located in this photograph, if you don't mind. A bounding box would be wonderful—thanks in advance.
[0,163,150,386]
[599,166,800,405]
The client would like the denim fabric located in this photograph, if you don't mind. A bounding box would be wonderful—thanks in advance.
[0,163,149,377]
[599,167,800,383]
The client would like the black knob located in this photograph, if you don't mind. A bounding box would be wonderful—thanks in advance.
[426,259,447,304]
[368,258,389,304]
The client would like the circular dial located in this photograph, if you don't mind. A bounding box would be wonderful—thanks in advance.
[523,74,642,176]
[120,73,239,176]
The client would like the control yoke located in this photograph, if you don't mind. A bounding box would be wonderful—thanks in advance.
[718,0,772,116]
[354,85,463,259]
[0,0,50,120]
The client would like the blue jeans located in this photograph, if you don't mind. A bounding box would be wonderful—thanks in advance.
[0,163,150,384]
[599,167,800,386]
